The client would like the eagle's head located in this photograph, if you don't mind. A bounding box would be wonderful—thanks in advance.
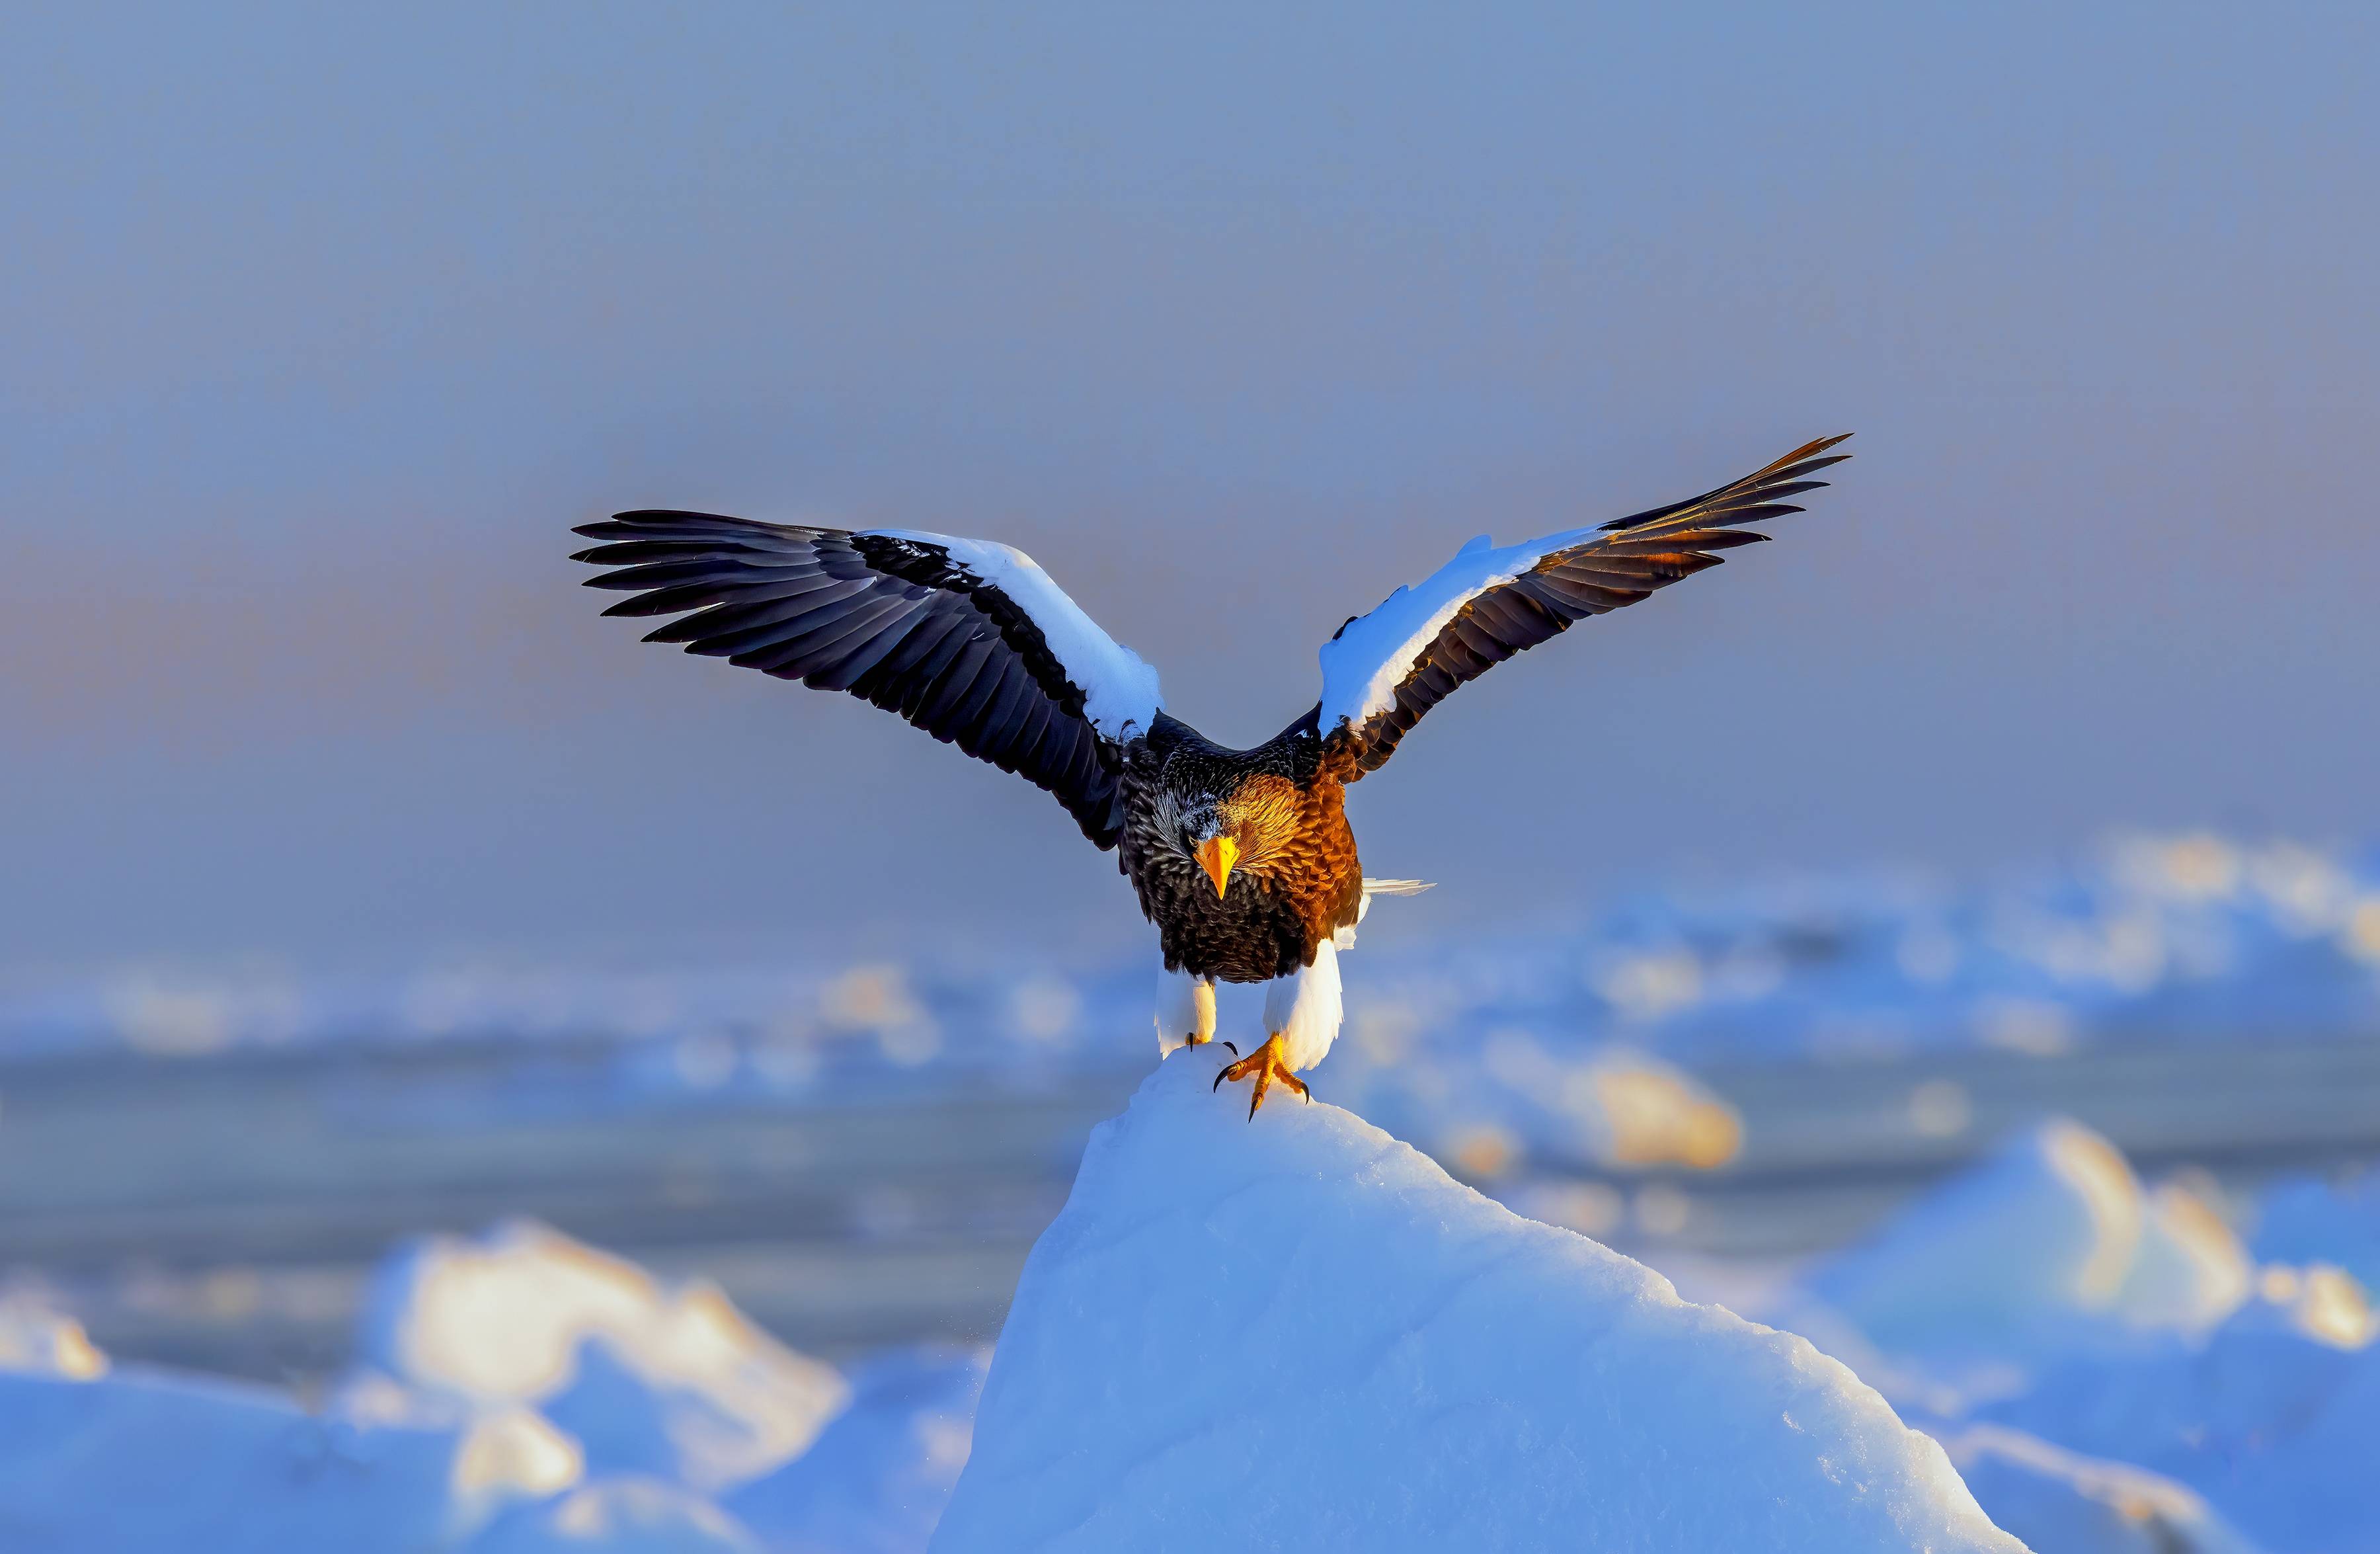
[1171,774,1300,899]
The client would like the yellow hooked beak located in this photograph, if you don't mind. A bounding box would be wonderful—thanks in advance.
[1196,835,1238,899]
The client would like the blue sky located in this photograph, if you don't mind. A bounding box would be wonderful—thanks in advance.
[4,1,2375,970]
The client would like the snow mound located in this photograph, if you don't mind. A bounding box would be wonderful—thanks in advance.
[1981,1268,2380,1554]
[930,1051,2023,1553]
[1808,1120,2246,1362]
[359,1220,847,1492]
[1940,1426,2264,1554]
[726,1345,988,1554]
[0,1365,573,1553]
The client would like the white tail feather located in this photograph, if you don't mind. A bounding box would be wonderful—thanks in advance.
[1342,878,1436,946]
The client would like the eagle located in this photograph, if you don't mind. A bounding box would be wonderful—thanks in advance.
[573,434,1850,1115]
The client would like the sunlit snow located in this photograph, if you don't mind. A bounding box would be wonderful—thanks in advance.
[931,1053,2022,1553]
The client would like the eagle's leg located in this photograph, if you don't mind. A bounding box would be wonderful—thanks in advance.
[1154,966,1228,1055]
[1212,1034,1307,1119]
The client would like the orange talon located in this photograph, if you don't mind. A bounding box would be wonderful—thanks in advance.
[1212,1034,1305,1119]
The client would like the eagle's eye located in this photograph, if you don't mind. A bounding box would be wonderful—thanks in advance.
[1179,803,1223,850]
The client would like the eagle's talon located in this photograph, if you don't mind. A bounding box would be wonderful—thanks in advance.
[1214,1034,1301,1119]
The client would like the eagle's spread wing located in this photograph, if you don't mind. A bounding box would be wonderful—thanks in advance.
[571,514,1163,846]
[1314,434,1850,778]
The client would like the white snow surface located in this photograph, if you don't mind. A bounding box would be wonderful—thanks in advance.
[930,1051,2023,1553]
[1318,527,1591,731]
[867,530,1162,741]
[359,1220,848,1492]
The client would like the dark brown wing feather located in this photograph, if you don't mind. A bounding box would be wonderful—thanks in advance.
[571,514,1129,846]
[1324,434,1851,776]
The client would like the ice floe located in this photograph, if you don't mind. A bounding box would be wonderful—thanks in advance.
[931,1052,2022,1553]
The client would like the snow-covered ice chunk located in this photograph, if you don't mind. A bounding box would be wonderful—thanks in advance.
[1808,1120,2246,1364]
[450,1409,588,1520]
[359,1220,846,1491]
[727,1345,988,1554]
[931,1051,2023,1553]
[0,1365,570,1553]
[463,1477,760,1554]
[0,1293,107,1379]
[2114,1183,2252,1334]
[1812,1119,2143,1356]
[325,1368,588,1524]
[1940,1425,2264,1554]
[1981,1268,2380,1554]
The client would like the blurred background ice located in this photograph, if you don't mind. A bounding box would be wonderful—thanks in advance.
[6,828,2378,1384]
[9,837,2380,1550]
